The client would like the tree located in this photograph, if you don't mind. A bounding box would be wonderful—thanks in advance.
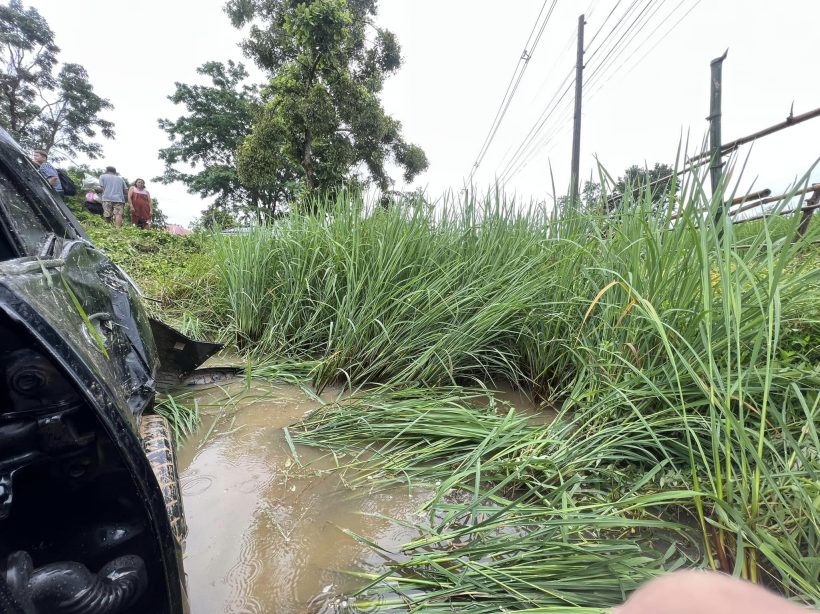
[555,178,605,212]
[614,163,676,206]
[226,0,428,207]
[557,163,678,214]
[191,207,239,231]
[0,0,114,158]
[150,198,168,229]
[156,60,293,223]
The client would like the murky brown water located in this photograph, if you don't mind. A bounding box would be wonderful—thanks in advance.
[178,379,547,614]
[177,381,424,613]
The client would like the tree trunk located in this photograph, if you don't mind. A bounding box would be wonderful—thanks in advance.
[302,128,315,192]
[250,189,263,224]
[7,92,18,134]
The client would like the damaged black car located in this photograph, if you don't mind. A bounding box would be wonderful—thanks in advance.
[0,129,219,614]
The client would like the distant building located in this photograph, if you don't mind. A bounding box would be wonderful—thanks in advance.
[166,224,191,236]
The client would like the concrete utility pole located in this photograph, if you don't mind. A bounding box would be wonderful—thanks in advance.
[569,13,585,207]
[708,49,728,222]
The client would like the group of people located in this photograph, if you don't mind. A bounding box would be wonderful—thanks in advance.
[84,168,153,229]
[32,149,153,229]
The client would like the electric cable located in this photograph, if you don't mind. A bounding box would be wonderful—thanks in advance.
[467,0,559,181]
[497,72,575,185]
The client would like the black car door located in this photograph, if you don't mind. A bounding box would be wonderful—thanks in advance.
[0,142,158,422]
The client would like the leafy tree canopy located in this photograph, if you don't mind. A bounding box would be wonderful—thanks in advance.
[156,60,294,222]
[149,198,169,229]
[559,162,678,213]
[614,162,676,203]
[191,206,239,231]
[226,0,428,203]
[0,0,114,158]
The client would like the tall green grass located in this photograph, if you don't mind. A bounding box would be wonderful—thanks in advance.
[208,192,585,393]
[193,168,819,609]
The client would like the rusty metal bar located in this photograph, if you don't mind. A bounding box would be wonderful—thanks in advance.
[690,105,820,164]
[797,187,820,239]
[728,183,820,217]
[669,185,816,223]
[732,203,819,226]
[729,188,770,205]
[610,104,820,208]
[668,188,771,221]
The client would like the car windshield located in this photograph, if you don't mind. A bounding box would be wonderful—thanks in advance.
[0,169,55,257]
[0,149,77,259]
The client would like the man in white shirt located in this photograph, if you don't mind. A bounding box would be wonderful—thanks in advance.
[99,166,128,227]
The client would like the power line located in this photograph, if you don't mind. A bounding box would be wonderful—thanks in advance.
[503,72,585,185]
[492,3,637,187]
[495,64,574,175]
[505,0,694,186]
[586,0,695,99]
[503,99,576,185]
[496,68,574,182]
[497,71,575,185]
[584,0,602,22]
[585,0,658,87]
[526,0,600,109]
[624,0,702,81]
[467,0,549,181]
[497,0,700,190]
[499,0,646,186]
[467,0,558,181]
[588,0,664,87]
[526,29,576,106]
[584,0,626,54]
[584,0,642,64]
[584,0,701,113]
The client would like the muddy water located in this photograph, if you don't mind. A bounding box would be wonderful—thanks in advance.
[178,380,547,613]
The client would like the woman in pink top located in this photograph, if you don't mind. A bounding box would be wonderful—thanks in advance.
[84,186,104,216]
[128,179,152,229]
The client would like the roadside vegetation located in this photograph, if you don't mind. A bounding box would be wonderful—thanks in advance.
[6,0,817,608]
[65,202,204,306]
[110,167,820,611]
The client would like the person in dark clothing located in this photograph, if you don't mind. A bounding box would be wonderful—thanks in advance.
[84,186,104,216]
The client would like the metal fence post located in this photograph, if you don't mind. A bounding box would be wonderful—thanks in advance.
[709,50,728,224]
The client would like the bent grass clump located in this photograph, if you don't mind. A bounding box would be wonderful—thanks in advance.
[191,169,819,611]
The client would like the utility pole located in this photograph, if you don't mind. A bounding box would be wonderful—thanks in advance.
[569,13,585,208]
[708,49,728,222]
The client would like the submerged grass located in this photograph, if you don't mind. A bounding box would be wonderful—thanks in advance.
[179,165,819,610]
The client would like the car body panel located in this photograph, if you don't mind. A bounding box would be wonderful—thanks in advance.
[0,283,189,612]
[0,128,217,612]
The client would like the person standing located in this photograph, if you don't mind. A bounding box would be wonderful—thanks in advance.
[128,179,152,229]
[32,150,63,194]
[99,166,127,227]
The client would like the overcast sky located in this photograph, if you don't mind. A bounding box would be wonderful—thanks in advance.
[28,0,820,226]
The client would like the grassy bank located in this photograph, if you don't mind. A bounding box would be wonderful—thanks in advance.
[187,171,820,610]
[67,205,211,333]
[92,169,819,609]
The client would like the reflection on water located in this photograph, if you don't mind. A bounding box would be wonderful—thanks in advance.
[178,382,427,614]
[179,380,547,613]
